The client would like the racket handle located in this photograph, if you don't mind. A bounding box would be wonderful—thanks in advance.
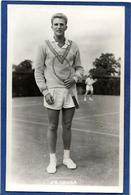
[72,95,79,109]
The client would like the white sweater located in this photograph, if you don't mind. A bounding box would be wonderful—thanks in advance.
[34,39,83,96]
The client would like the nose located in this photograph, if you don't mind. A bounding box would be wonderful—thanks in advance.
[57,24,61,28]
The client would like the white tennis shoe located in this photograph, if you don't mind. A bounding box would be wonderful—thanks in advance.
[46,160,57,174]
[63,158,77,169]
[84,97,87,101]
[89,97,93,101]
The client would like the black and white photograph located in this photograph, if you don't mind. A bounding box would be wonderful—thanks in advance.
[5,2,125,193]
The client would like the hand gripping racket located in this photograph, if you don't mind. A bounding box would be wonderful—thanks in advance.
[46,40,79,109]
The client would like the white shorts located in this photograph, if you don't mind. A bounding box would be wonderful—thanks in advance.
[43,87,78,110]
[86,85,93,93]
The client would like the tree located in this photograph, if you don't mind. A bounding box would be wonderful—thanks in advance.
[89,53,121,78]
[13,60,33,73]
[88,53,120,95]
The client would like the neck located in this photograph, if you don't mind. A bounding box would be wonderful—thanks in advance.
[54,35,65,43]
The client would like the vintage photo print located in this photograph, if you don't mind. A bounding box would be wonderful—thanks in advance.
[1,1,130,194]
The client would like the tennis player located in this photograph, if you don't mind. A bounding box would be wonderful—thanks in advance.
[84,75,97,101]
[34,13,83,173]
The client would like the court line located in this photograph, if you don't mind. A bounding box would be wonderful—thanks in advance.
[12,113,118,131]
[13,118,47,126]
[13,113,113,126]
[12,102,119,119]
[13,103,42,108]
[72,127,119,137]
[12,111,119,121]
[13,118,119,138]
[74,112,119,120]
[76,120,118,131]
[74,117,119,128]
[12,113,48,119]
[12,114,119,131]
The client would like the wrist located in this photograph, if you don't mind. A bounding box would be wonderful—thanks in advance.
[42,89,49,96]
[73,76,78,83]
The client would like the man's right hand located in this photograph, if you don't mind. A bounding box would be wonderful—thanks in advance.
[45,93,54,105]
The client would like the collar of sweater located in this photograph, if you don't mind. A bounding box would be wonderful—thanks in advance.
[50,37,70,49]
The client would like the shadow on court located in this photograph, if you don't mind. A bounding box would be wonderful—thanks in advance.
[7,95,120,189]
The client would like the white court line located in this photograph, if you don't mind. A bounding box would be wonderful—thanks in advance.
[13,118,118,138]
[74,117,119,128]
[12,113,118,130]
[13,113,48,118]
[72,127,119,137]
[74,112,119,120]
[13,118,46,126]
[13,103,42,108]
[12,109,119,121]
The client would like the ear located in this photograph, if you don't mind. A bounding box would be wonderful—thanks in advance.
[65,25,67,30]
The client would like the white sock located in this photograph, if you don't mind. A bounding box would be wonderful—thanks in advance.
[49,153,56,163]
[47,153,57,173]
[63,150,70,159]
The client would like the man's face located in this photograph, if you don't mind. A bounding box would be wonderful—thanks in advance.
[51,18,67,37]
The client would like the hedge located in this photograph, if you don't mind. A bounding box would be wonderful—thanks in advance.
[12,72,120,97]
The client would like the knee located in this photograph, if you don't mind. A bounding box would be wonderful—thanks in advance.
[63,121,72,131]
[48,123,58,132]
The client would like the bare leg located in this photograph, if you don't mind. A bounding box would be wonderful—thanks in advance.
[47,108,60,153]
[84,91,88,101]
[89,88,94,101]
[62,107,75,150]
[46,108,60,173]
[62,107,76,169]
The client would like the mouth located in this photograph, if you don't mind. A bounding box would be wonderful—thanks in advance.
[57,30,62,33]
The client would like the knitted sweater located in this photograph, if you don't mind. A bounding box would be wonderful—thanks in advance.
[34,39,83,96]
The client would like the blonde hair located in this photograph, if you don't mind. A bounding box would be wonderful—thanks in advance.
[51,13,68,24]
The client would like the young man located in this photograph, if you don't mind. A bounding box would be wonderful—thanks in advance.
[84,75,97,101]
[35,13,83,174]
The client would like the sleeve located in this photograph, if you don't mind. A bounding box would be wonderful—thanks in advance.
[85,78,88,84]
[73,44,84,82]
[34,44,49,96]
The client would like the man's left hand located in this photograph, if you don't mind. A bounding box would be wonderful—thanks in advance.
[64,78,76,89]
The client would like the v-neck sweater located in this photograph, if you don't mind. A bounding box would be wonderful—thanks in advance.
[34,39,83,96]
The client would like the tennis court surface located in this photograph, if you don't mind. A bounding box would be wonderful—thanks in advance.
[7,95,120,189]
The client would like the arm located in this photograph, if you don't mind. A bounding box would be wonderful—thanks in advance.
[73,48,84,82]
[85,78,88,84]
[34,44,49,96]
[34,44,54,104]
[64,45,84,88]
[92,79,97,85]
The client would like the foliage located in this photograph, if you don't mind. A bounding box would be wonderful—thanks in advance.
[89,53,121,78]
[81,53,121,95]
[12,71,41,97]
[13,60,33,73]
[93,77,120,95]
[12,54,120,97]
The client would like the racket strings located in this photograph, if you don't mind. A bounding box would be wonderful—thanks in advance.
[46,40,73,81]
[52,57,72,82]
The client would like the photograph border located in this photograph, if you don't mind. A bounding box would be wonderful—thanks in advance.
[1,1,130,195]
